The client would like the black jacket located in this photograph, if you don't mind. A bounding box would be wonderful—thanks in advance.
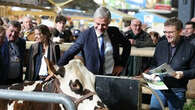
[52,28,73,42]
[124,30,155,47]
[0,37,26,84]
[151,38,195,91]
[184,34,195,47]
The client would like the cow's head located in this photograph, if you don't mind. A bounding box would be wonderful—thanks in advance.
[56,59,108,110]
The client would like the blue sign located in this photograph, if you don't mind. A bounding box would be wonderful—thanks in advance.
[134,12,167,26]
[125,0,146,8]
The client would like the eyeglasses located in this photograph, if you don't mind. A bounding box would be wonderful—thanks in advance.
[132,24,141,27]
[185,28,193,30]
[163,31,176,34]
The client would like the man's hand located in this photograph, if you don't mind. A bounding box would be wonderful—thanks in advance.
[74,55,84,64]
[112,66,123,76]
[150,74,158,80]
[172,71,184,79]
[44,74,54,81]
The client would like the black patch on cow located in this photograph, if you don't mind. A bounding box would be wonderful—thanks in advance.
[97,101,105,108]
[9,84,24,90]
[82,89,90,95]
[9,81,36,90]
[43,79,56,93]
[69,79,83,94]
[94,101,106,110]
[69,79,95,102]
[33,83,44,92]
[94,106,98,110]
[83,89,93,100]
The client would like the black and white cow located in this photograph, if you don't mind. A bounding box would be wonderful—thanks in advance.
[0,59,108,110]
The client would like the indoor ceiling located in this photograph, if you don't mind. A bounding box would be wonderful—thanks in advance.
[0,0,99,14]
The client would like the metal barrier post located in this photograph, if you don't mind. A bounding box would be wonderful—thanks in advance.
[0,89,76,110]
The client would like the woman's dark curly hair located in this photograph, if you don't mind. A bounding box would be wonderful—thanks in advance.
[34,24,51,39]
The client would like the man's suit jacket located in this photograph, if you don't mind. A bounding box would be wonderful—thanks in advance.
[0,37,26,83]
[58,26,131,75]
[0,46,7,85]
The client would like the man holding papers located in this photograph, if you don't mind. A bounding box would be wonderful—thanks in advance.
[147,17,195,110]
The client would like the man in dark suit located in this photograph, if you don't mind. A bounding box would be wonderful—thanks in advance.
[58,7,131,75]
[1,21,26,85]
[0,26,6,85]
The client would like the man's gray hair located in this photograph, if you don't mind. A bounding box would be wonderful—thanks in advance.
[8,20,21,31]
[23,16,33,21]
[93,6,111,20]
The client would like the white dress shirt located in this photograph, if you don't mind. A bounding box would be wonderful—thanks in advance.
[96,30,114,74]
[38,47,48,76]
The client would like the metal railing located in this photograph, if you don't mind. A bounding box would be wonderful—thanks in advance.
[0,89,76,110]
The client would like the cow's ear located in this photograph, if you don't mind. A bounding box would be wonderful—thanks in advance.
[69,79,83,94]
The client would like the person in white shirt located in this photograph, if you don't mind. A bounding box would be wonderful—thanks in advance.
[26,25,60,81]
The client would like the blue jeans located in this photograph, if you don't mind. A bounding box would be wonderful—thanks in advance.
[150,90,186,110]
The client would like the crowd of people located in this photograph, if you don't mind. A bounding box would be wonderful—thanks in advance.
[0,6,195,110]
